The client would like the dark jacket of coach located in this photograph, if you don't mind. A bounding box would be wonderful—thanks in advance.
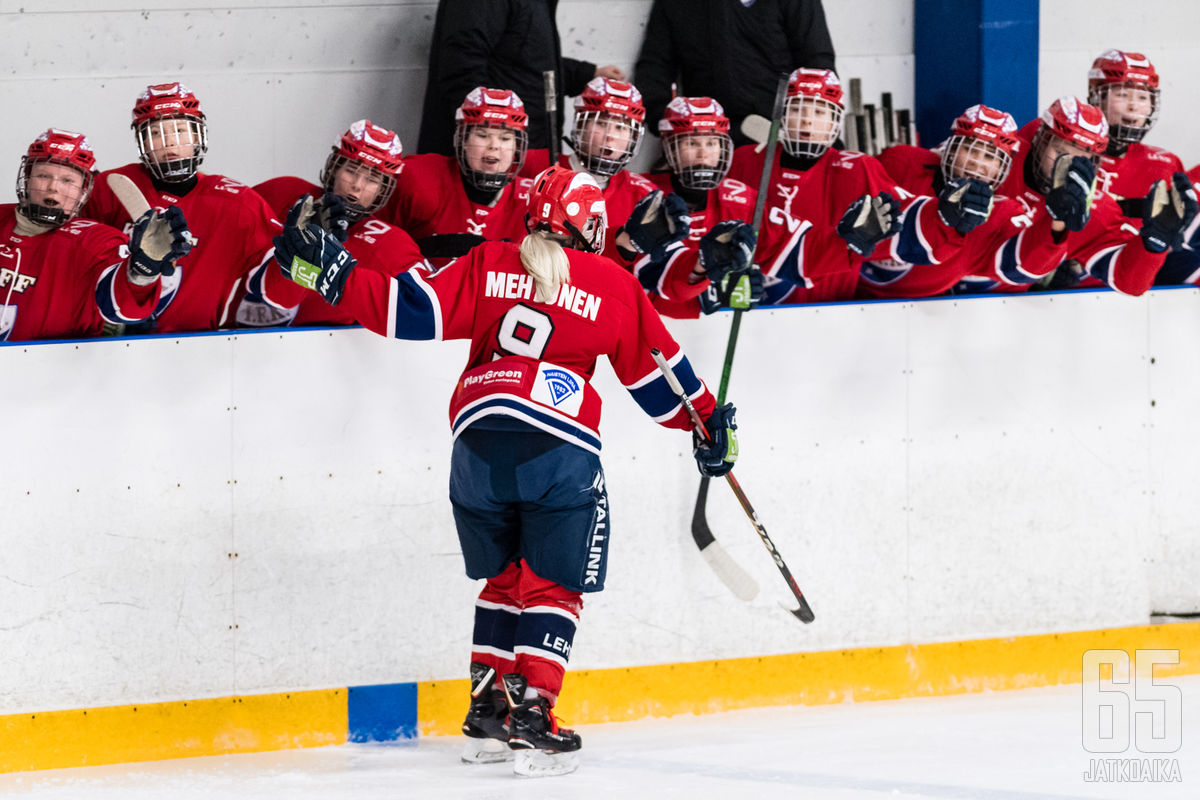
[418,0,605,155]
[634,0,837,146]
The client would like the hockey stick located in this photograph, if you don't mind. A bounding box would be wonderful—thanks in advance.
[543,70,559,166]
[688,72,789,601]
[653,349,815,624]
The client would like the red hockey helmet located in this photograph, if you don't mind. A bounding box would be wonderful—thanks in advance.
[940,104,1020,188]
[1028,96,1108,193]
[1039,96,1109,153]
[16,128,97,228]
[320,119,404,221]
[1087,49,1161,148]
[658,96,733,190]
[781,68,844,159]
[525,166,608,253]
[131,82,208,183]
[569,77,645,178]
[454,87,529,192]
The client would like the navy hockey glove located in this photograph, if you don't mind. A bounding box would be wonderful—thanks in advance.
[128,205,193,280]
[1044,155,1096,232]
[937,177,994,235]
[416,233,488,259]
[274,197,357,305]
[317,192,352,243]
[622,190,690,259]
[698,220,755,284]
[837,192,900,256]
[1141,172,1199,253]
[693,403,739,478]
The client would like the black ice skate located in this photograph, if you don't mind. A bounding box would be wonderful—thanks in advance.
[460,662,513,764]
[501,672,581,777]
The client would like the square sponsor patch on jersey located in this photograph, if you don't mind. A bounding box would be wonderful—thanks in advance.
[531,363,585,416]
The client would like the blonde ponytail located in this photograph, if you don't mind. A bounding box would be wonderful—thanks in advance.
[519,229,571,303]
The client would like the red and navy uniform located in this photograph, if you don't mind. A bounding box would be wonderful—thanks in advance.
[857,144,1064,298]
[84,163,279,333]
[0,205,159,342]
[334,239,716,700]
[952,123,1169,297]
[639,173,757,318]
[243,177,428,327]
[382,153,532,244]
[727,144,930,304]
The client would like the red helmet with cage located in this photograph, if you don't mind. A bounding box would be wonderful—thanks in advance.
[319,119,404,221]
[131,82,208,183]
[658,96,733,190]
[781,68,845,159]
[525,166,608,253]
[454,87,529,193]
[939,104,1020,188]
[16,128,97,228]
[1087,49,1161,148]
[1039,96,1108,154]
[570,77,645,178]
[1027,96,1108,194]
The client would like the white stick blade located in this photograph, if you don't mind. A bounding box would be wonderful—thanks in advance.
[741,114,771,152]
[700,541,760,601]
[106,173,152,219]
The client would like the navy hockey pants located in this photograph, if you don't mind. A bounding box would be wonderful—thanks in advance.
[449,423,610,594]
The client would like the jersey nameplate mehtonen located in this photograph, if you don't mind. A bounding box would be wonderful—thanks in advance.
[483,270,602,321]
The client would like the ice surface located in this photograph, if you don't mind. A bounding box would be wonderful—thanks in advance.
[2,679,1196,799]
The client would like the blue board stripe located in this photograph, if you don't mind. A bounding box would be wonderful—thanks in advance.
[348,682,418,742]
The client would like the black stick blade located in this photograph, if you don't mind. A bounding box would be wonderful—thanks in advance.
[789,598,816,624]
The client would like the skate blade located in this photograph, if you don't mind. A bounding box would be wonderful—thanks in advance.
[461,738,514,764]
[513,748,579,777]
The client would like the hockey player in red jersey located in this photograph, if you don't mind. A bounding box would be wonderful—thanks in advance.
[83,82,280,333]
[1,129,188,342]
[241,120,428,327]
[639,96,761,318]
[726,68,906,304]
[1087,50,1185,201]
[556,78,661,266]
[955,97,1196,296]
[271,165,737,777]
[858,104,1040,298]
[383,87,533,263]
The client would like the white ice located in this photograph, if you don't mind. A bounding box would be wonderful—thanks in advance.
[2,678,1196,800]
